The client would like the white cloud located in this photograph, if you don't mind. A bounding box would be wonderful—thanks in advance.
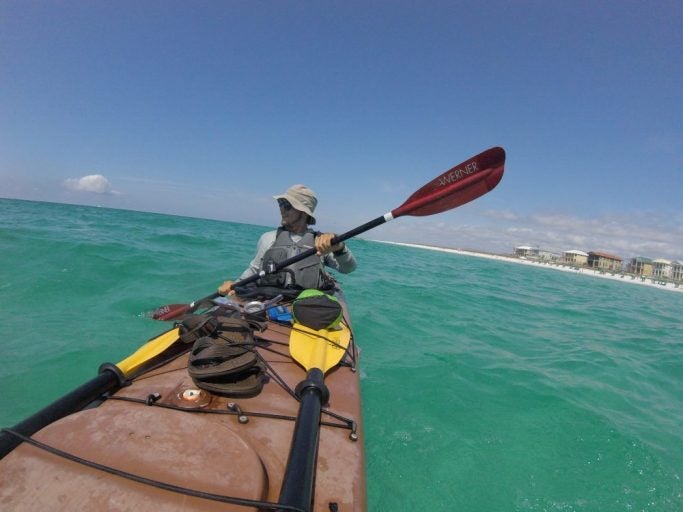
[64,174,114,194]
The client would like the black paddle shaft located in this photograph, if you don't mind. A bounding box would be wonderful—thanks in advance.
[277,368,328,512]
[190,216,387,311]
[263,215,385,281]
[0,366,123,459]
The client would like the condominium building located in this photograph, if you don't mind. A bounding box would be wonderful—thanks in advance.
[563,250,588,266]
[588,251,623,272]
[652,259,673,279]
[628,257,654,276]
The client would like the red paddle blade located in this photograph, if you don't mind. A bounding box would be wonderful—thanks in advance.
[392,146,505,218]
[152,303,191,321]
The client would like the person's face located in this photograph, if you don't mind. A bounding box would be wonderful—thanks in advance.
[278,199,306,230]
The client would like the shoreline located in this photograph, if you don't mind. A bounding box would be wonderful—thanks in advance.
[373,240,683,294]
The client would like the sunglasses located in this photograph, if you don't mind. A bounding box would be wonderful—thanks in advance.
[278,199,293,211]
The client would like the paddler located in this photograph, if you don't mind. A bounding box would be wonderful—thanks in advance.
[218,184,357,296]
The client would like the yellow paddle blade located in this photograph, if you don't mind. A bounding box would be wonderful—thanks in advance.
[289,322,351,374]
[116,327,181,377]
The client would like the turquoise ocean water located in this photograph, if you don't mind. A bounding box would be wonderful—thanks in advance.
[1,198,682,511]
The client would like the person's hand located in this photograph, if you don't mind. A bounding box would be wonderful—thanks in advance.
[315,233,344,255]
[218,280,236,296]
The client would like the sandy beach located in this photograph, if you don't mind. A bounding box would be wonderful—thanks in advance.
[374,240,683,294]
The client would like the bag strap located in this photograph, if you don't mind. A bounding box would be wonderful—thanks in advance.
[178,315,218,344]
[187,337,258,379]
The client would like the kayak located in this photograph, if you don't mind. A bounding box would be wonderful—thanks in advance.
[0,292,366,511]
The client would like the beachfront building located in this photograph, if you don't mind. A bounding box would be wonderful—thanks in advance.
[538,250,560,262]
[628,257,654,277]
[672,261,683,282]
[652,259,672,279]
[588,251,623,272]
[563,250,588,266]
[514,246,538,258]
[513,246,559,262]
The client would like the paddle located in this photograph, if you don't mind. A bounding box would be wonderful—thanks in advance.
[278,322,351,511]
[0,327,181,459]
[152,146,506,321]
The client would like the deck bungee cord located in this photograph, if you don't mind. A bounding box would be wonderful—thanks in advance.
[106,394,357,434]
[0,429,307,512]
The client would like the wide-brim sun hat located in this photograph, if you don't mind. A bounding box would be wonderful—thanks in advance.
[273,184,317,224]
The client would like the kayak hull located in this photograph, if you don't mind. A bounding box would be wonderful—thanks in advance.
[0,301,366,511]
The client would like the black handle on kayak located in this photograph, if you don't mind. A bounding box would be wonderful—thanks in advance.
[278,368,327,512]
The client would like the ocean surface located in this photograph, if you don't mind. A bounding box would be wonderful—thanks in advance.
[1,198,682,511]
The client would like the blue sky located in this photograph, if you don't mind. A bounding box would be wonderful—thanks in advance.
[2,1,681,259]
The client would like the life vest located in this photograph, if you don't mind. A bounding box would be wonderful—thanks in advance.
[258,228,333,290]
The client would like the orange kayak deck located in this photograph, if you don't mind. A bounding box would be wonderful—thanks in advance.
[0,315,366,511]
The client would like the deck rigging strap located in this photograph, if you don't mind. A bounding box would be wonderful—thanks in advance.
[107,394,358,435]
